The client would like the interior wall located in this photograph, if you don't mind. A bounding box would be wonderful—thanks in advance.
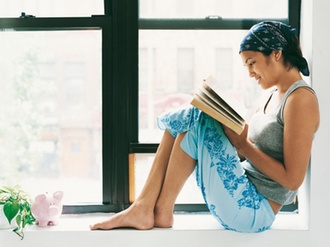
[302,0,330,246]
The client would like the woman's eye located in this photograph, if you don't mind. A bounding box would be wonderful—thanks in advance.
[249,61,255,67]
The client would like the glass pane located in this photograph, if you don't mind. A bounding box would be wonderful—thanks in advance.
[139,30,261,143]
[0,30,102,204]
[0,0,103,17]
[139,0,288,19]
[134,154,204,203]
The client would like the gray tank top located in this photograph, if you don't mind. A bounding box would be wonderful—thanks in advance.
[243,80,314,205]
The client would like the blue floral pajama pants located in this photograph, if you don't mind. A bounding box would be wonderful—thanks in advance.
[158,106,275,233]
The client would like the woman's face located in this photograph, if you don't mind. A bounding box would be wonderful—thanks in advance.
[240,50,279,90]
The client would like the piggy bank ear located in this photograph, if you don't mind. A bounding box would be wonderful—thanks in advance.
[35,194,47,203]
[53,191,64,201]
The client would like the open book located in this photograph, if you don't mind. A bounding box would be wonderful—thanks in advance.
[190,76,247,135]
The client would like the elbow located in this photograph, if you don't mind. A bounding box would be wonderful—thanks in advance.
[286,184,300,192]
[284,179,303,191]
[280,169,306,191]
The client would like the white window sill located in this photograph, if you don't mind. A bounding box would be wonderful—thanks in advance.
[29,207,308,230]
[1,212,309,247]
[7,211,308,232]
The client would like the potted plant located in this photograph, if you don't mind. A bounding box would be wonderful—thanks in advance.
[0,185,35,240]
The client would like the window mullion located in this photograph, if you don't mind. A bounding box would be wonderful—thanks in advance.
[288,0,301,36]
[0,16,109,30]
[139,18,289,30]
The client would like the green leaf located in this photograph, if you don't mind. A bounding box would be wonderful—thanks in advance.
[3,201,19,224]
[25,214,35,225]
[16,214,22,227]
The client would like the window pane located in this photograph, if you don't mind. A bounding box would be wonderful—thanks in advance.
[0,0,103,17]
[0,30,102,204]
[139,0,288,19]
[139,30,261,143]
[177,48,195,93]
[134,154,204,203]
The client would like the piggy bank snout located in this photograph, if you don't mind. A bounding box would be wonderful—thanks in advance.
[48,205,60,216]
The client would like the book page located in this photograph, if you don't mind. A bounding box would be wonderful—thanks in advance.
[198,86,244,125]
[191,95,244,134]
[196,87,245,124]
[204,76,247,120]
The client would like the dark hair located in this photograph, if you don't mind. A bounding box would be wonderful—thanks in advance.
[261,35,308,74]
[282,35,308,73]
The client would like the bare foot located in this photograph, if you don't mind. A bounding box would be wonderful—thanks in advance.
[90,204,154,230]
[154,206,174,228]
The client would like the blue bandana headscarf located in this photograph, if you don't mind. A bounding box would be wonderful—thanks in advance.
[239,21,310,76]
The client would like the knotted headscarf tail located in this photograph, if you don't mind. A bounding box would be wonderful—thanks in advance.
[239,21,310,76]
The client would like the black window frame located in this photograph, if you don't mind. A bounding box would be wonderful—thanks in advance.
[0,0,138,214]
[0,0,301,214]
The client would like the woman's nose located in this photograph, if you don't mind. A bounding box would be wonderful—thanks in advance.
[247,67,256,78]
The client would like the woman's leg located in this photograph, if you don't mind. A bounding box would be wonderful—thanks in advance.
[90,130,195,230]
[89,130,175,230]
[154,133,196,227]
[189,115,275,232]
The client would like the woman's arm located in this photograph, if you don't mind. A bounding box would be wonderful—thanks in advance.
[224,88,320,191]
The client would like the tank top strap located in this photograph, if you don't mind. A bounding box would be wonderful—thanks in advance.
[278,80,314,124]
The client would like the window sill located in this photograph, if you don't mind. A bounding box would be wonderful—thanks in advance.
[1,212,308,247]
[29,212,306,231]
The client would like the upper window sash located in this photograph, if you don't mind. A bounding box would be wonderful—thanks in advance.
[139,0,289,19]
[138,0,299,32]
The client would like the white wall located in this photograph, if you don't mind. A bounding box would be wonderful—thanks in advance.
[307,0,330,245]
[1,0,330,246]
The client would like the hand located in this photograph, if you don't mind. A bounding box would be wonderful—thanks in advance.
[223,124,249,151]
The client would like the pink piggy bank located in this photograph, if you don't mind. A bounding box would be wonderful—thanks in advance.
[31,191,64,227]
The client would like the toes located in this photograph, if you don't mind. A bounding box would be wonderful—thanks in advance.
[89,223,105,230]
[89,224,98,230]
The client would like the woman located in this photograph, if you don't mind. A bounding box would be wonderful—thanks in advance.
[90,21,320,233]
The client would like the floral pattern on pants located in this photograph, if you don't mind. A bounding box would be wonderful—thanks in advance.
[158,106,275,233]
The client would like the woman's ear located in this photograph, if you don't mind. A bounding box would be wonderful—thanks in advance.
[273,50,283,61]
